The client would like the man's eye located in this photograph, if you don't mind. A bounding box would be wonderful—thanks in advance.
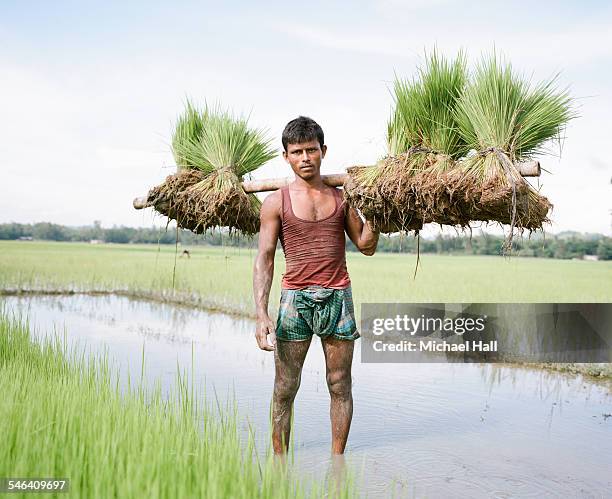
[307,148,317,153]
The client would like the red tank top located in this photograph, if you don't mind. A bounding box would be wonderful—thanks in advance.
[279,186,351,290]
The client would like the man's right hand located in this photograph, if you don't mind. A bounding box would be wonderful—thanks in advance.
[255,316,276,351]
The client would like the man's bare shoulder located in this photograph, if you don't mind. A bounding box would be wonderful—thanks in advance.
[260,191,282,218]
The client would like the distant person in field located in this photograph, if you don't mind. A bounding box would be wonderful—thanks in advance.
[253,116,379,455]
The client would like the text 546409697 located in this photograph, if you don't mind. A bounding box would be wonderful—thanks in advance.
[0,478,69,493]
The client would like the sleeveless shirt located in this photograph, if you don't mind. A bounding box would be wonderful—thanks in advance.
[279,186,351,290]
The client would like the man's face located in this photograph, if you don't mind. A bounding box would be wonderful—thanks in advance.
[283,140,327,181]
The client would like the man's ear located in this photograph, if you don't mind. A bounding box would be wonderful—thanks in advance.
[321,144,327,158]
[282,150,289,163]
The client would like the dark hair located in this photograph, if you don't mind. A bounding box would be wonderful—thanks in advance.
[281,116,324,151]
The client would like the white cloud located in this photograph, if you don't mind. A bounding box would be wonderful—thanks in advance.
[273,18,612,70]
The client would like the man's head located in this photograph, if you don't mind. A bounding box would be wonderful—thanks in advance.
[282,116,327,181]
[282,116,324,151]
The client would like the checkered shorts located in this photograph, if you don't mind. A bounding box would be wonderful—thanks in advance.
[275,286,359,341]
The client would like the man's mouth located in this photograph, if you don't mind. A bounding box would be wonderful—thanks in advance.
[300,165,313,170]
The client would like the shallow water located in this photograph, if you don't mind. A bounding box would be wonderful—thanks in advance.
[3,294,612,498]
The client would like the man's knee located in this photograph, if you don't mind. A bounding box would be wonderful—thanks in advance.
[274,374,301,403]
[326,369,352,399]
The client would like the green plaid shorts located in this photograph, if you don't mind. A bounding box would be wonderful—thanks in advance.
[276,286,359,342]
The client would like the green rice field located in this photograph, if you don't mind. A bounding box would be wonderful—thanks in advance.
[0,241,610,318]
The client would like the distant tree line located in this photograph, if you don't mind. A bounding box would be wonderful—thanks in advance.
[368,232,612,260]
[0,221,250,247]
[0,221,610,260]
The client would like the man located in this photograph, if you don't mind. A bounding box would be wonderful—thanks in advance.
[253,116,379,455]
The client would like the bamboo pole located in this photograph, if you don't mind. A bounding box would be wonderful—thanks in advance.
[133,160,541,210]
[240,173,349,193]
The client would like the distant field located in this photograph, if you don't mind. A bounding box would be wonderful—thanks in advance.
[1,241,610,316]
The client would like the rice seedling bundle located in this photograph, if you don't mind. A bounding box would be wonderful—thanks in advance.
[146,102,276,235]
[451,56,572,234]
[344,52,574,240]
[345,51,468,232]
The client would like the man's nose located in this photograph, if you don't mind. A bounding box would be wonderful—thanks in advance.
[301,151,310,161]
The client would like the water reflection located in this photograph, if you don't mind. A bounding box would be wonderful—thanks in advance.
[2,294,611,498]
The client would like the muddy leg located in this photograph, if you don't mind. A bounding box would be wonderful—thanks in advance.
[272,338,311,454]
[322,337,354,454]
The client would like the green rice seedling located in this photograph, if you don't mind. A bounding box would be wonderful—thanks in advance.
[147,103,277,235]
[171,99,208,169]
[455,55,573,160]
[388,49,468,159]
[173,107,276,177]
[452,54,574,239]
[346,51,468,232]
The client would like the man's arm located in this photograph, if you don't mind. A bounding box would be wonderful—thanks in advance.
[345,205,379,256]
[253,192,281,351]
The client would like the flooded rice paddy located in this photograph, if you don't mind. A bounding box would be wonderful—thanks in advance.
[3,294,611,498]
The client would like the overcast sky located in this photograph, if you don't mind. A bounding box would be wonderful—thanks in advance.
[1,0,610,235]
